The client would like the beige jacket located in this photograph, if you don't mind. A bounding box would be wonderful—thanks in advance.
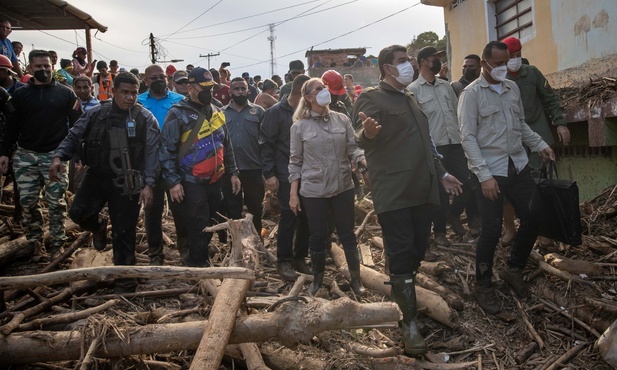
[458,75,548,182]
[288,111,364,198]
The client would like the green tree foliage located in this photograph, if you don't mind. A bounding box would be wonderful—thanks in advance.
[407,31,447,54]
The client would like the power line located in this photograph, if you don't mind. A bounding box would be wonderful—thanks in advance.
[37,30,75,45]
[219,0,336,53]
[165,0,359,41]
[234,2,422,70]
[160,0,224,41]
[158,0,322,37]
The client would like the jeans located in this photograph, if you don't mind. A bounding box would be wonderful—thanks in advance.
[433,144,472,233]
[301,189,356,255]
[221,170,265,233]
[69,169,141,266]
[475,160,543,280]
[276,180,309,262]
[378,204,437,274]
[180,180,222,267]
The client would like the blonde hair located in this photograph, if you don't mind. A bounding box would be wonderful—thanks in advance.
[292,77,324,122]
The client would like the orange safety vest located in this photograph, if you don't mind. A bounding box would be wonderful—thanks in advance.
[96,74,113,101]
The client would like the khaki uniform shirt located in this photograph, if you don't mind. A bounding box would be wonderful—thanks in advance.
[458,75,548,182]
[408,75,461,146]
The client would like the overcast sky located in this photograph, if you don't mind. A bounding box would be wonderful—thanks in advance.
[11,0,445,78]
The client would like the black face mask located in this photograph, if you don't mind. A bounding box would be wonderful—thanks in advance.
[231,94,248,106]
[34,69,52,83]
[197,89,212,106]
[149,80,166,95]
[430,59,442,75]
[463,68,480,82]
[413,68,420,81]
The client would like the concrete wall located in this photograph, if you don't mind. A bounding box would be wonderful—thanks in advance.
[436,0,617,86]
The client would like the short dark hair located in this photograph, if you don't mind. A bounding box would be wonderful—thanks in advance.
[378,45,407,80]
[209,68,220,79]
[12,41,22,48]
[253,75,261,81]
[230,76,246,85]
[464,54,481,63]
[344,73,353,82]
[73,75,92,87]
[113,71,140,88]
[60,59,72,69]
[481,41,508,60]
[291,74,310,93]
[28,49,51,64]
[109,60,118,67]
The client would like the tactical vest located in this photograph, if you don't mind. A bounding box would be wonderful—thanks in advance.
[81,103,147,175]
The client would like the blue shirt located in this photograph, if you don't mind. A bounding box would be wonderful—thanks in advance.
[80,97,100,112]
[138,89,184,129]
[0,38,17,63]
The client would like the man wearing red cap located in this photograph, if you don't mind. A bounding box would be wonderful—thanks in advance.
[501,36,570,246]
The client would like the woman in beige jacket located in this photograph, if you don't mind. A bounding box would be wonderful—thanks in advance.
[288,77,366,296]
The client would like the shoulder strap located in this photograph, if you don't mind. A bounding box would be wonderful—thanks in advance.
[178,110,208,162]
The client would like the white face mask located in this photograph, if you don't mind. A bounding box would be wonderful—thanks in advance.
[390,61,415,86]
[315,89,331,107]
[486,61,508,82]
[507,57,522,72]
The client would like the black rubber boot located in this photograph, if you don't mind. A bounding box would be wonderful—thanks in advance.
[309,252,326,295]
[92,215,108,251]
[344,249,366,296]
[388,274,428,356]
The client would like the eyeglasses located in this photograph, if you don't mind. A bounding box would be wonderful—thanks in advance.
[149,75,167,81]
[175,80,189,85]
[311,85,325,94]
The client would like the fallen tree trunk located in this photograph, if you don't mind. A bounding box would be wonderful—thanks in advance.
[544,253,604,276]
[330,243,460,328]
[0,298,400,364]
[0,266,255,290]
[0,221,81,266]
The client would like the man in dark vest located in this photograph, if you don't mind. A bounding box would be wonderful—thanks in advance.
[49,72,160,293]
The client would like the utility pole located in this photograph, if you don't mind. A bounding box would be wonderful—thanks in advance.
[267,23,276,77]
[199,52,220,69]
[149,33,156,64]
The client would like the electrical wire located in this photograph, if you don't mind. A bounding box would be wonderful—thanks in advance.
[234,1,421,70]
[158,0,322,37]
[160,0,223,41]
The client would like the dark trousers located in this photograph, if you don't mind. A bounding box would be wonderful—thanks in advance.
[276,180,309,262]
[180,180,222,267]
[144,176,188,260]
[221,170,264,233]
[475,161,543,280]
[378,204,437,275]
[434,144,472,233]
[69,169,141,266]
[301,189,356,256]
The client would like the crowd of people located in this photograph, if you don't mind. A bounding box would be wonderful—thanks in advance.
[1,15,572,357]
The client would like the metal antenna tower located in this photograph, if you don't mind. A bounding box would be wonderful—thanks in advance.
[267,23,277,77]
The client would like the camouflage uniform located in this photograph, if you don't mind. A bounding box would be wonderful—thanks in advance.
[13,148,68,246]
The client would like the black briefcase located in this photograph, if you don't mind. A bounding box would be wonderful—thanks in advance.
[535,161,582,245]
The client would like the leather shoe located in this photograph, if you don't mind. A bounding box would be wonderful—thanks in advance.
[92,216,108,251]
[277,261,298,281]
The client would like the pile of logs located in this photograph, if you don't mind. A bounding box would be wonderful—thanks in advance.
[0,187,617,369]
[557,76,617,108]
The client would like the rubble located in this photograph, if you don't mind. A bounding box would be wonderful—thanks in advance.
[0,183,616,369]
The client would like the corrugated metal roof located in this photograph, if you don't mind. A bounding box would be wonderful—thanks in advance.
[0,0,107,32]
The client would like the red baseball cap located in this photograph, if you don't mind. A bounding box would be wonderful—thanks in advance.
[502,37,522,54]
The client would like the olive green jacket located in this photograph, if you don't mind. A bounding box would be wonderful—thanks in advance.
[507,64,566,145]
[352,81,445,215]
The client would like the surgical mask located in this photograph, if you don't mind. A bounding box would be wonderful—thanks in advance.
[507,57,522,72]
[430,59,442,75]
[149,80,166,95]
[390,61,414,86]
[34,69,52,83]
[316,89,331,107]
[486,62,508,82]
[197,89,212,105]
[231,94,248,106]
[463,68,479,82]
